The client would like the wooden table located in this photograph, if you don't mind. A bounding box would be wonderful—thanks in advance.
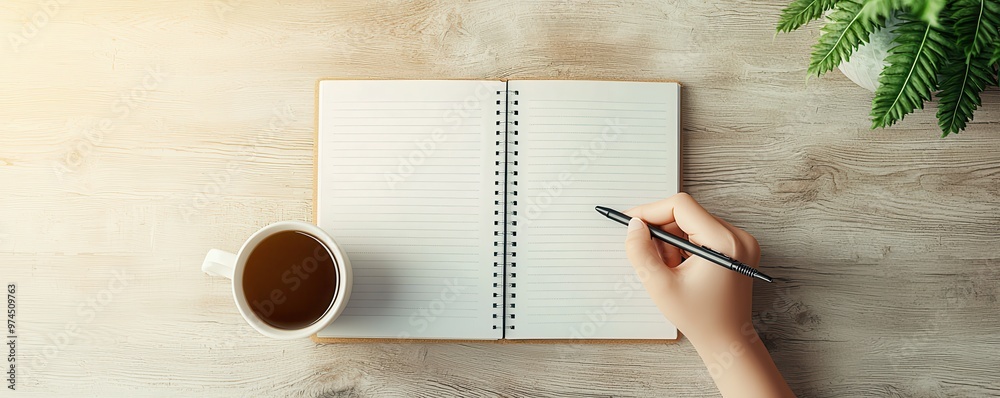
[3,1,999,396]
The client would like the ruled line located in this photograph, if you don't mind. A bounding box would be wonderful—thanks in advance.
[528,99,667,104]
[528,123,667,127]
[332,123,483,127]
[530,107,667,111]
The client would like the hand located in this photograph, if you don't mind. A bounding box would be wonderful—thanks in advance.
[623,192,758,345]
[624,193,795,398]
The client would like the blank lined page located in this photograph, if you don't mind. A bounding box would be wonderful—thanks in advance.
[316,80,504,339]
[506,80,680,339]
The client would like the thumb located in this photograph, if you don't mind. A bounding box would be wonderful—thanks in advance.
[624,218,673,284]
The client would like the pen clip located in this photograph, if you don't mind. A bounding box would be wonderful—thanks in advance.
[700,246,735,262]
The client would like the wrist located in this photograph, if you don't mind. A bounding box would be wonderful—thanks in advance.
[688,325,795,398]
[686,321,757,352]
[687,322,761,363]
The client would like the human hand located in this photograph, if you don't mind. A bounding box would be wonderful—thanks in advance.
[623,193,794,397]
[623,192,760,348]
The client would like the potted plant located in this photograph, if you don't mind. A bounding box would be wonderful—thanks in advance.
[777,0,1000,136]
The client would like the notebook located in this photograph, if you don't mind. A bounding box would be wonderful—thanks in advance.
[314,79,680,341]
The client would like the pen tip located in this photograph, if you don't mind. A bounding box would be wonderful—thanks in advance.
[595,206,609,216]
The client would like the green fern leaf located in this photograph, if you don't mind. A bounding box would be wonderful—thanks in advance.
[859,0,904,22]
[860,0,946,25]
[808,0,885,76]
[936,50,996,135]
[906,0,948,26]
[778,0,843,32]
[952,0,1000,56]
[870,16,950,128]
[991,44,1000,64]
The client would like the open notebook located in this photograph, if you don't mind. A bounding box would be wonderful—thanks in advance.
[315,80,680,341]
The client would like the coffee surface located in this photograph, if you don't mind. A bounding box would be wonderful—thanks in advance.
[243,231,338,330]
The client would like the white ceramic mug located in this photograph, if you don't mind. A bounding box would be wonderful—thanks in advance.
[201,221,352,339]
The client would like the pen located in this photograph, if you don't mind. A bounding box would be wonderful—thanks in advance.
[595,206,773,283]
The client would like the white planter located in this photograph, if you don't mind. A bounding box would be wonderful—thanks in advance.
[836,18,899,92]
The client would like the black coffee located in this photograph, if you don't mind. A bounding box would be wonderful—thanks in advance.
[243,231,338,330]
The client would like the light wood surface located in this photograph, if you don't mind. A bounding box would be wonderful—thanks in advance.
[2,0,999,396]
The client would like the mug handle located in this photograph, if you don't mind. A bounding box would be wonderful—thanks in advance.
[202,249,237,280]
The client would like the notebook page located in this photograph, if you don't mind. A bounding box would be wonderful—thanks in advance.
[316,80,504,339]
[506,80,680,339]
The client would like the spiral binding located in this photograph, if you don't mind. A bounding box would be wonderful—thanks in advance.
[491,88,506,332]
[504,88,520,332]
[491,86,520,334]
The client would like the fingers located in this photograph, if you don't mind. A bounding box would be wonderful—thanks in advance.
[624,218,674,284]
[712,216,761,266]
[656,222,685,267]
[660,222,687,240]
[655,240,683,268]
[624,193,730,243]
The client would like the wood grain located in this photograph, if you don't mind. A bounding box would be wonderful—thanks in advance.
[1,0,999,396]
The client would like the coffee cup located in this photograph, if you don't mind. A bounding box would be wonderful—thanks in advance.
[201,221,352,339]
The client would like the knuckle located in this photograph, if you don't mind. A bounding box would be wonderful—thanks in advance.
[745,234,760,254]
[736,230,759,251]
[674,192,693,203]
[713,230,743,258]
[734,230,760,262]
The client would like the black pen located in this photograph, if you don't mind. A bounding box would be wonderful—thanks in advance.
[596,206,773,283]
